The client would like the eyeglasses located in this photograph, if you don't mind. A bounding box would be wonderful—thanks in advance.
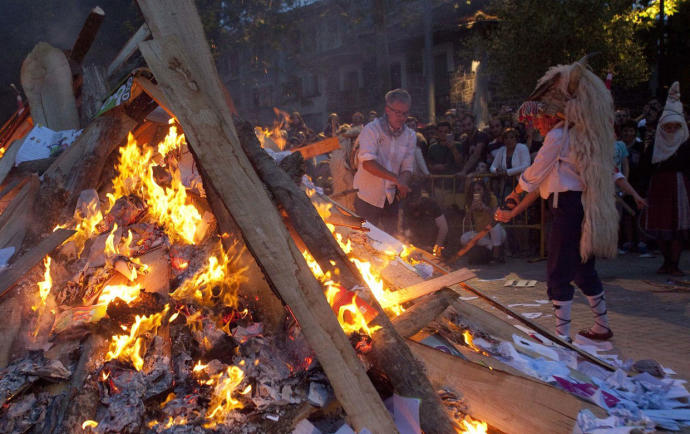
[386,105,409,117]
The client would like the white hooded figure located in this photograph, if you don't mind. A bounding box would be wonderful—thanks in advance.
[645,81,690,276]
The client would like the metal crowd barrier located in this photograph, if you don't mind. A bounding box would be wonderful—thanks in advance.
[428,172,546,258]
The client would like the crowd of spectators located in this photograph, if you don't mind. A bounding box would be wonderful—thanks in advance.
[271,88,690,271]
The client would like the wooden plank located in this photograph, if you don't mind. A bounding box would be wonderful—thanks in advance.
[0,175,39,254]
[21,42,80,131]
[448,296,532,342]
[79,65,108,126]
[388,267,475,305]
[391,288,455,338]
[293,136,340,160]
[457,282,618,372]
[69,7,106,64]
[135,2,396,431]
[0,229,75,299]
[132,76,175,117]
[42,106,136,209]
[106,24,151,78]
[408,340,601,434]
[0,139,24,186]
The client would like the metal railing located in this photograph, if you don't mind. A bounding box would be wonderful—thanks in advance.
[428,172,546,257]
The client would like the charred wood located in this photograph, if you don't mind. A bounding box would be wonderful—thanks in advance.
[136,1,396,430]
[233,119,456,433]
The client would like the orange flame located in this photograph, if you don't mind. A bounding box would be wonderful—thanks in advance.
[109,127,202,245]
[32,256,52,311]
[204,365,245,427]
[70,198,104,256]
[457,418,488,434]
[97,283,142,305]
[170,241,247,308]
[323,221,405,316]
[82,420,98,430]
[105,304,170,371]
[303,249,380,336]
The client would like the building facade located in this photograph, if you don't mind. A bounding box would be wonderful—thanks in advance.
[218,0,488,129]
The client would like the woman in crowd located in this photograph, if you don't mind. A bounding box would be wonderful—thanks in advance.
[490,127,531,178]
[486,117,505,163]
[461,180,506,263]
[644,82,690,276]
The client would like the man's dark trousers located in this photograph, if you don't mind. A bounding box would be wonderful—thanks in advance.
[547,191,604,301]
[355,196,399,236]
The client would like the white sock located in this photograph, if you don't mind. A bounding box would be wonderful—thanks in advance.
[585,293,610,334]
[552,299,572,338]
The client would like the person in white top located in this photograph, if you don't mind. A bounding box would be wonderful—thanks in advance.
[489,127,531,177]
[353,89,416,235]
[495,56,626,343]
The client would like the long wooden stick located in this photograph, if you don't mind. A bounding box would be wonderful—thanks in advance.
[413,249,618,372]
[0,229,75,299]
[458,282,617,372]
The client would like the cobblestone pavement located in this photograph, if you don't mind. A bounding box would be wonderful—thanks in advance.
[452,251,690,382]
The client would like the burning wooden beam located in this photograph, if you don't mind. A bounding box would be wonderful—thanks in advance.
[391,288,455,338]
[0,228,75,299]
[69,7,106,65]
[42,106,136,211]
[0,176,39,257]
[232,119,457,433]
[135,1,396,431]
[388,267,475,305]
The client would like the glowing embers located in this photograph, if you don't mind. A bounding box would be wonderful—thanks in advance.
[255,107,289,150]
[192,362,248,428]
[457,417,488,434]
[108,125,202,245]
[105,304,170,371]
[97,283,142,306]
[32,256,53,311]
[170,241,247,308]
[463,330,490,357]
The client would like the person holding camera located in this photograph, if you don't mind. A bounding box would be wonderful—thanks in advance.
[460,180,506,263]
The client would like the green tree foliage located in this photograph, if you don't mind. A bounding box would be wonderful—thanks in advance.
[474,0,652,98]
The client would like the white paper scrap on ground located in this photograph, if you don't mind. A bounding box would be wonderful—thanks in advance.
[513,334,559,361]
[663,367,677,375]
[0,246,15,269]
[522,312,542,319]
[508,303,542,308]
[459,296,478,301]
[535,299,549,304]
[15,125,81,165]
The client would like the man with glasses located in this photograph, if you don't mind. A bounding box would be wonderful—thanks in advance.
[353,89,416,235]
